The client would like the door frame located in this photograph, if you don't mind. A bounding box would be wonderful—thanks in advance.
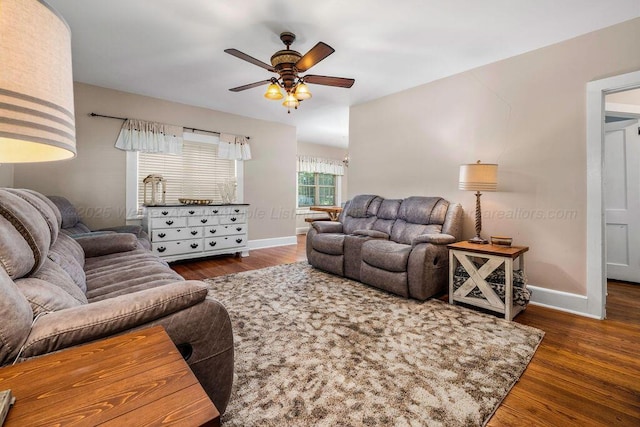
[586,70,640,319]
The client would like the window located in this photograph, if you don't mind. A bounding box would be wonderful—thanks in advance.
[126,132,242,216]
[298,172,336,207]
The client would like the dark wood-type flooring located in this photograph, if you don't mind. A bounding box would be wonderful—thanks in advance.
[172,235,640,426]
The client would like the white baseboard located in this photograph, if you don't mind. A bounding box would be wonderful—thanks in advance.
[248,235,297,250]
[527,285,601,319]
[296,226,310,235]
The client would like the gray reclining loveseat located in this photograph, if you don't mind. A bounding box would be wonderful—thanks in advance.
[0,188,234,413]
[307,195,463,300]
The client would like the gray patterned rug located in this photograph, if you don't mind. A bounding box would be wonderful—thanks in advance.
[205,262,544,426]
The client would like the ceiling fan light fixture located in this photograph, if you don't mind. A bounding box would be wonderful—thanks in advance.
[264,82,284,100]
[282,92,300,109]
[294,82,312,100]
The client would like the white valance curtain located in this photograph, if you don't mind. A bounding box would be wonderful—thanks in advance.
[297,155,344,176]
[218,133,252,160]
[115,119,184,154]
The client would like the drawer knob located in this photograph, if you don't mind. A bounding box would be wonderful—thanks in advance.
[209,241,217,247]
[201,219,208,224]
[166,220,174,225]
[209,229,217,234]
[161,211,169,215]
[236,238,243,244]
[190,243,199,249]
[213,209,219,214]
[230,217,237,222]
[191,230,198,236]
[158,233,166,238]
[157,246,166,253]
[236,227,242,232]
[189,210,195,215]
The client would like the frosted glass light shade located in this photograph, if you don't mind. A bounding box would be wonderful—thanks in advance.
[264,83,283,100]
[459,162,498,191]
[294,83,312,100]
[282,93,300,109]
[0,0,76,162]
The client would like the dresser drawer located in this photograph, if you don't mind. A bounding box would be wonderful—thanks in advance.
[187,216,219,227]
[204,224,246,237]
[219,214,246,225]
[222,206,248,215]
[151,217,187,229]
[152,227,203,242]
[177,207,205,217]
[205,235,246,251]
[152,239,203,256]
[148,208,178,218]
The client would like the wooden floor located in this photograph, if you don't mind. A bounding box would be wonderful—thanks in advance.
[172,235,640,426]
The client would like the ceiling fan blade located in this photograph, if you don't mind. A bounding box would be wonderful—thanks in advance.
[295,42,335,72]
[229,80,272,92]
[224,48,275,72]
[304,75,355,88]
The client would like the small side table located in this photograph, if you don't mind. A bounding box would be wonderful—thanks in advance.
[448,241,529,320]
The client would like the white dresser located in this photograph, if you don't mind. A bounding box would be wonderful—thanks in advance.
[142,204,249,262]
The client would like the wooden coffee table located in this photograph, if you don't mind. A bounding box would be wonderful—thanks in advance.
[0,326,219,426]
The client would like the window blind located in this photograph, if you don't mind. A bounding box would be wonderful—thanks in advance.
[138,140,235,206]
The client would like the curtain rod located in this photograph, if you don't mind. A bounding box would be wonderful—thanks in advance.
[89,112,250,139]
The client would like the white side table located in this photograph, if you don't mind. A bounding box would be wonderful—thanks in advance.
[448,241,529,320]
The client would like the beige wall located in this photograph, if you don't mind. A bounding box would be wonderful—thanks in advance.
[295,142,348,232]
[14,83,297,241]
[349,18,640,295]
[0,165,13,187]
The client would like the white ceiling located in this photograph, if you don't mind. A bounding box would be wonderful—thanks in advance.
[48,0,640,148]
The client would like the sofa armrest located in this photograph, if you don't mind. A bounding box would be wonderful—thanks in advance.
[74,232,138,257]
[312,221,344,234]
[412,233,457,246]
[97,224,145,237]
[353,229,389,239]
[21,281,208,357]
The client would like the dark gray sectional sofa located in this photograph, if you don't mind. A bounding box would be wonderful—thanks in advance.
[0,188,234,414]
[307,195,463,300]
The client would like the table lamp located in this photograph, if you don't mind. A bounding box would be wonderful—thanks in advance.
[0,0,76,163]
[459,161,498,244]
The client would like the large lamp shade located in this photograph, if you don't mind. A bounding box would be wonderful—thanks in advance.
[0,0,76,162]
[459,162,498,192]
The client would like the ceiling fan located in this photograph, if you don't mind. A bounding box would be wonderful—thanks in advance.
[225,32,355,112]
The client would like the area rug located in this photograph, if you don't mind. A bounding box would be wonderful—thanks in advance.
[205,262,544,426]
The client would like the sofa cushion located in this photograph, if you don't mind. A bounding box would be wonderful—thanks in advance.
[345,194,380,218]
[353,229,389,239]
[311,233,345,256]
[362,240,412,272]
[48,234,86,293]
[47,195,82,229]
[6,189,60,244]
[17,259,88,315]
[0,190,52,279]
[0,267,33,365]
[398,196,443,225]
[376,199,401,220]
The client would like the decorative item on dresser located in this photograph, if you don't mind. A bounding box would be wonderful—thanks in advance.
[143,204,249,262]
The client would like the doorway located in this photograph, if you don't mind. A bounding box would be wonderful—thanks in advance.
[586,70,640,319]
[604,100,640,283]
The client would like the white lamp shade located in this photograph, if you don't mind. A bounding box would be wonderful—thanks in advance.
[0,0,76,162]
[459,162,498,191]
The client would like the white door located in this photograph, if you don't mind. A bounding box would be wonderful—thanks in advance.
[605,119,640,282]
